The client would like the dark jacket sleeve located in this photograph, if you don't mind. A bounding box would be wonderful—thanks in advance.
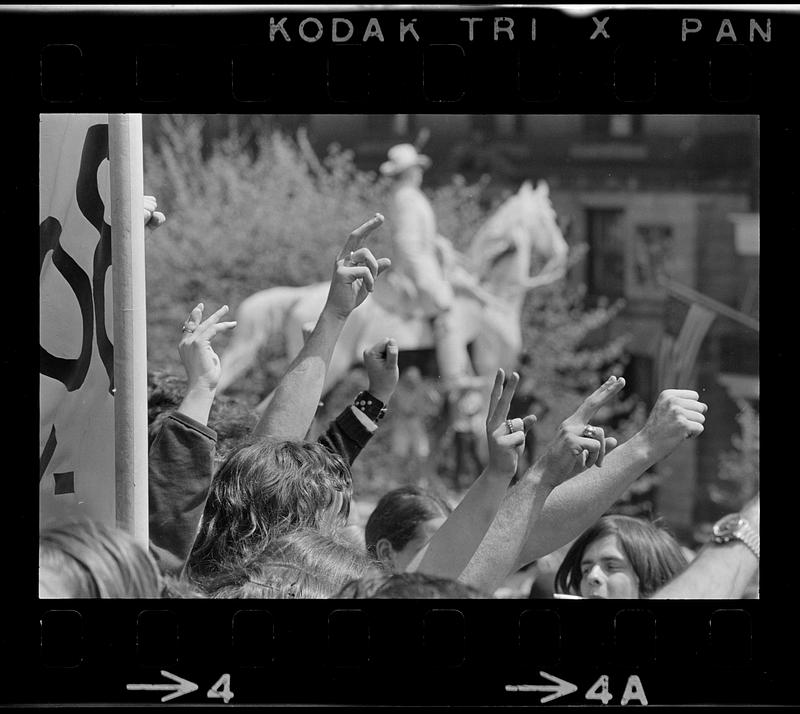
[317,406,374,466]
[148,412,217,576]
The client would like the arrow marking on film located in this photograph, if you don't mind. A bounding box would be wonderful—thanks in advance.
[127,670,199,702]
[505,670,578,703]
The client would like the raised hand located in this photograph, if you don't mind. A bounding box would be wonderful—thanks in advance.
[363,338,400,405]
[143,195,166,231]
[325,214,392,319]
[485,369,537,477]
[178,303,238,392]
[535,375,626,488]
[638,389,708,463]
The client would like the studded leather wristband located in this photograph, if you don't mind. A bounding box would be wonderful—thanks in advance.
[353,390,387,421]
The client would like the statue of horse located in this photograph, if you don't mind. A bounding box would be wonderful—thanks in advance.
[216,180,569,413]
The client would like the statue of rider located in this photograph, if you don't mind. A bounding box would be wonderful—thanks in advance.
[379,143,471,390]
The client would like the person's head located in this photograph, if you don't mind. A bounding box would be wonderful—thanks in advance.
[364,486,452,573]
[39,520,162,598]
[208,529,376,599]
[554,515,689,599]
[188,439,352,581]
[380,144,430,188]
[337,571,489,599]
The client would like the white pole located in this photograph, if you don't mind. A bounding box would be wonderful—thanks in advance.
[109,113,149,546]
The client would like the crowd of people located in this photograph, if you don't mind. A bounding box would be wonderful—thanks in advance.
[39,172,759,601]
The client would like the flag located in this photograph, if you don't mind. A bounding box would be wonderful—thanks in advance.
[40,114,148,543]
[656,299,716,392]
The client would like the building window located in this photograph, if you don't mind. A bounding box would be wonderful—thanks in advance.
[586,208,626,299]
[632,224,675,298]
[583,114,643,139]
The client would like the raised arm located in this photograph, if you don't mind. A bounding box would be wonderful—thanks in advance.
[149,302,236,575]
[651,494,759,599]
[407,369,536,579]
[251,214,390,439]
[317,337,400,467]
[514,388,708,568]
[459,375,625,593]
[176,302,238,426]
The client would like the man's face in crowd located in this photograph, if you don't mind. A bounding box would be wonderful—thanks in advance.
[578,534,640,599]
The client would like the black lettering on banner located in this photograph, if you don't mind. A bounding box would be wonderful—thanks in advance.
[92,224,114,393]
[39,123,114,395]
[77,124,115,393]
[40,122,116,488]
[39,424,58,482]
[39,217,94,391]
[53,472,75,495]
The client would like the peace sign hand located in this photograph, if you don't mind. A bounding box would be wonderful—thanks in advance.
[485,369,537,478]
[178,303,238,392]
[536,375,626,488]
[325,214,392,320]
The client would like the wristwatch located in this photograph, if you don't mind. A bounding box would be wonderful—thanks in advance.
[353,390,387,421]
[711,513,760,560]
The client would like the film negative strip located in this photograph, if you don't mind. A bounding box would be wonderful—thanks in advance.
[4,2,796,709]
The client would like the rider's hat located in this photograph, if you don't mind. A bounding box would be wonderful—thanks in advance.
[379,144,432,176]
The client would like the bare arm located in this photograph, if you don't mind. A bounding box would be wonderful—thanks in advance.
[408,370,535,579]
[177,302,237,426]
[251,214,390,439]
[513,431,653,568]
[514,389,708,569]
[651,494,759,599]
[250,310,348,439]
[650,542,757,599]
[458,463,553,593]
[460,376,626,593]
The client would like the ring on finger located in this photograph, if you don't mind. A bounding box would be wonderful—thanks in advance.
[506,419,516,434]
[182,324,195,333]
[583,425,596,438]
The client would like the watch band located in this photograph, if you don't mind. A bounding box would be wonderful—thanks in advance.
[713,515,760,560]
[353,391,387,421]
[733,520,760,560]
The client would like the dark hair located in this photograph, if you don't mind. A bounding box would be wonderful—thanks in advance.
[187,440,352,583]
[336,571,489,599]
[554,515,689,598]
[207,529,376,599]
[39,520,162,598]
[364,486,452,558]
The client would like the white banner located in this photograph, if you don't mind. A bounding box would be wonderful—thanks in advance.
[39,114,131,532]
